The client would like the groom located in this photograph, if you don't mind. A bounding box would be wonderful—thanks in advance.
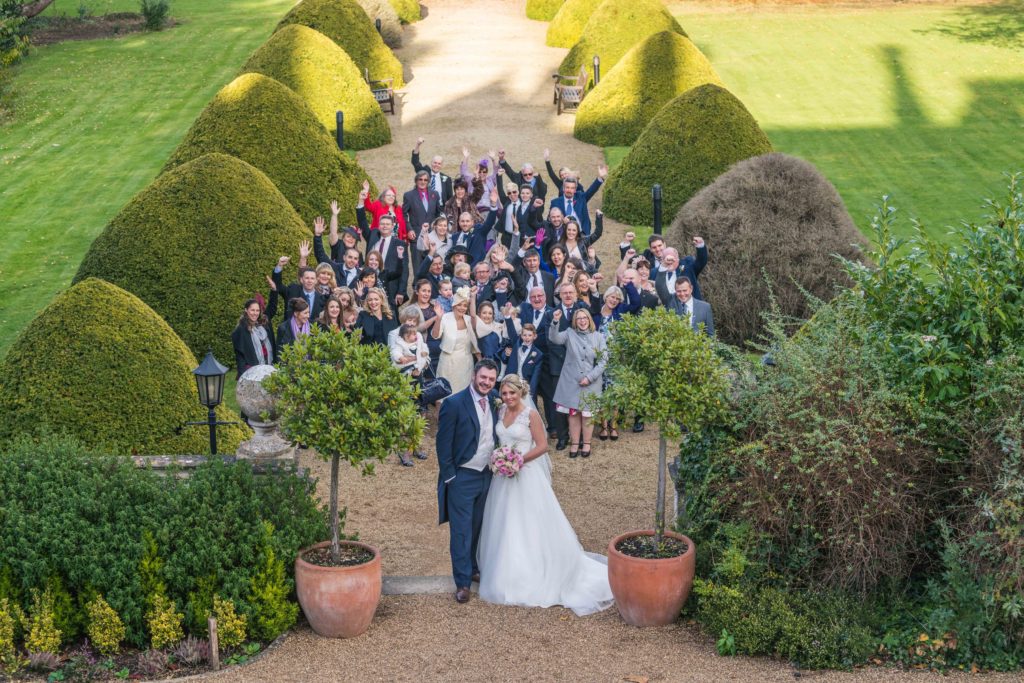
[436,359,500,603]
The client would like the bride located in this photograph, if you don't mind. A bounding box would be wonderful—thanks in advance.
[477,374,614,616]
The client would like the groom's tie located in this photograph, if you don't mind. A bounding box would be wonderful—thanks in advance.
[478,397,487,412]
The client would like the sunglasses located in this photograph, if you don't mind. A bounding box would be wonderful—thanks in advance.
[416,177,428,182]
[522,172,533,177]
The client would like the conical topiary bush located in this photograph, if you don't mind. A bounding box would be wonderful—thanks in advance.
[277,0,404,87]
[162,72,375,224]
[574,31,721,146]
[602,84,773,225]
[546,0,600,48]
[667,153,865,345]
[75,153,312,362]
[241,24,391,150]
[557,0,686,76]
[0,278,250,455]
[528,0,564,21]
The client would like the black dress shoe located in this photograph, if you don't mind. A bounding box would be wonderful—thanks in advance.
[555,437,568,451]
[632,419,645,433]
[455,587,471,603]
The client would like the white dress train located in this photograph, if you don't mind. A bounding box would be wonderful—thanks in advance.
[477,406,614,616]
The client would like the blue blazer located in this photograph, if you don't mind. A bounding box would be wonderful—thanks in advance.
[548,178,603,236]
[517,303,553,353]
[502,318,543,396]
[451,209,498,265]
[436,387,499,524]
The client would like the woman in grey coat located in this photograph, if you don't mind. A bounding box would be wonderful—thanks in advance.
[550,307,607,458]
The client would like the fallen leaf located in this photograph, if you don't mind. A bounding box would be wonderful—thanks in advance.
[623,677,649,683]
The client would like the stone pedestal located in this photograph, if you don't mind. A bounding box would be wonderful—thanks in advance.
[235,365,296,466]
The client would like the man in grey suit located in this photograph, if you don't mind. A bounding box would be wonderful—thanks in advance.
[667,279,714,337]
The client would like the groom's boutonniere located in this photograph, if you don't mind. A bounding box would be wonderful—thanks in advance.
[492,397,502,411]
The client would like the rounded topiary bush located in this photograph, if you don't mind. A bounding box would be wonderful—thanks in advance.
[75,153,312,361]
[574,31,720,146]
[602,84,773,226]
[276,0,404,88]
[667,153,865,346]
[386,0,420,23]
[162,72,374,224]
[0,278,250,455]
[528,0,564,21]
[546,0,599,48]
[241,25,391,150]
[357,0,403,47]
[557,0,687,76]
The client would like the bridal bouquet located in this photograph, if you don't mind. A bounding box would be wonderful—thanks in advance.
[489,445,524,478]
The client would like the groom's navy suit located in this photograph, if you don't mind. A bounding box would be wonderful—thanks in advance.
[437,386,499,589]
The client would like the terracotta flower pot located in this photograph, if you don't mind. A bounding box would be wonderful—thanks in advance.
[607,530,695,627]
[294,540,381,638]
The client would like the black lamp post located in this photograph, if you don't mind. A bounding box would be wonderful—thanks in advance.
[189,350,232,455]
[652,183,663,233]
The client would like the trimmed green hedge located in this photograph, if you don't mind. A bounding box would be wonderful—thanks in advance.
[574,31,720,146]
[546,0,599,48]
[75,153,312,362]
[668,153,864,345]
[357,0,403,47]
[602,84,773,225]
[387,0,420,23]
[162,72,375,225]
[527,0,564,21]
[0,279,249,455]
[557,0,686,76]
[241,24,391,151]
[276,0,404,88]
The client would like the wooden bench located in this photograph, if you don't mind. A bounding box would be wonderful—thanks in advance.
[552,65,588,115]
[365,69,395,115]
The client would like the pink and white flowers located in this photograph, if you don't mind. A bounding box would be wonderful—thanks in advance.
[489,445,524,478]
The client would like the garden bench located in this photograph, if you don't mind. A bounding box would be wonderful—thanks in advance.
[552,65,588,115]
[365,69,396,114]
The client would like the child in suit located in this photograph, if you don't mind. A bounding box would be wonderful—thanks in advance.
[502,320,543,400]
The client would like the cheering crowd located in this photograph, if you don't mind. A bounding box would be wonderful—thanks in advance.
[232,140,714,465]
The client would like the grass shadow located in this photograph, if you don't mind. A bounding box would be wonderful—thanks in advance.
[918,0,1024,48]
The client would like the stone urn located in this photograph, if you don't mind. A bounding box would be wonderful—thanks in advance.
[235,365,295,465]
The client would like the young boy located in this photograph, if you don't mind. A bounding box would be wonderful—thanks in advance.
[451,262,472,290]
[436,279,455,313]
[503,319,543,399]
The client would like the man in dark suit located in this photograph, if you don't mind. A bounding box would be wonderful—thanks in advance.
[667,278,715,337]
[450,190,499,264]
[498,151,548,200]
[512,247,555,306]
[312,216,362,287]
[519,287,554,431]
[360,213,409,306]
[412,137,453,204]
[436,359,500,603]
[547,165,607,237]
[503,319,544,399]
[654,242,708,303]
[272,258,325,321]
[403,171,442,241]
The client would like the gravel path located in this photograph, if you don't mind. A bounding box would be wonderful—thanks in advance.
[201,2,1020,680]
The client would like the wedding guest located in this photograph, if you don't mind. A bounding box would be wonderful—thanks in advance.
[513,247,555,305]
[317,296,344,332]
[361,211,409,307]
[355,288,397,346]
[412,278,442,370]
[502,319,542,398]
[361,180,408,240]
[498,150,548,200]
[548,166,607,236]
[388,304,426,348]
[546,282,585,449]
[549,307,607,459]
[431,286,479,394]
[463,148,496,213]
[390,318,430,467]
[416,252,447,295]
[436,279,455,313]
[544,244,567,278]
[471,297,506,366]
[452,261,472,290]
[272,258,325,320]
[443,178,483,227]
[403,170,442,244]
[411,136,453,203]
[353,268,379,305]
[450,194,499,265]
[313,215,362,287]
[655,240,708,303]
[542,148,573,195]
[668,278,715,337]
[557,213,603,263]
[231,291,277,378]
[574,270,603,318]
[276,298,312,362]
[594,283,639,441]
[417,215,453,261]
[314,263,337,297]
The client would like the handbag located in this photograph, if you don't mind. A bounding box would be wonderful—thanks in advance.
[418,365,452,405]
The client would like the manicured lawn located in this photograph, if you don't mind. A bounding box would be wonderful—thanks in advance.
[608,2,1024,240]
[0,0,297,359]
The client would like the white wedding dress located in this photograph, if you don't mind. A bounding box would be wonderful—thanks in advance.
[477,405,614,616]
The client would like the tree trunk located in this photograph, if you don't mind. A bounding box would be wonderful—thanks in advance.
[655,435,666,546]
[329,453,341,564]
[19,0,56,18]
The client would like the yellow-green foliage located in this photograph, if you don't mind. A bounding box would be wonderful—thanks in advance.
[276,0,404,87]
[74,154,311,364]
[162,73,375,225]
[247,522,298,642]
[527,0,564,21]
[241,25,391,150]
[23,588,61,654]
[86,595,125,657]
[139,531,165,607]
[558,0,687,76]
[602,84,773,225]
[146,593,183,650]
[0,278,249,455]
[212,596,246,649]
[0,598,22,672]
[546,0,599,47]
[574,31,720,146]
[386,0,420,23]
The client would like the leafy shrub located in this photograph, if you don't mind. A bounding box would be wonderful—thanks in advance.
[557,0,687,78]
[0,598,21,673]
[86,595,125,657]
[386,0,419,23]
[356,0,402,47]
[546,0,599,48]
[276,0,404,87]
[163,74,375,225]
[241,24,391,150]
[668,153,865,346]
[0,278,248,454]
[574,31,720,146]
[0,6,30,69]
[23,588,61,654]
[41,576,78,644]
[527,0,563,21]
[74,153,311,363]
[602,84,772,225]
[212,596,246,649]
[146,593,183,649]
[247,522,298,642]
[139,0,170,30]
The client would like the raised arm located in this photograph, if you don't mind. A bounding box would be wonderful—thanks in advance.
[328,200,341,247]
[588,210,604,245]
[620,281,642,315]
[548,309,567,345]
[543,149,563,191]
[693,237,708,276]
[411,136,427,173]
